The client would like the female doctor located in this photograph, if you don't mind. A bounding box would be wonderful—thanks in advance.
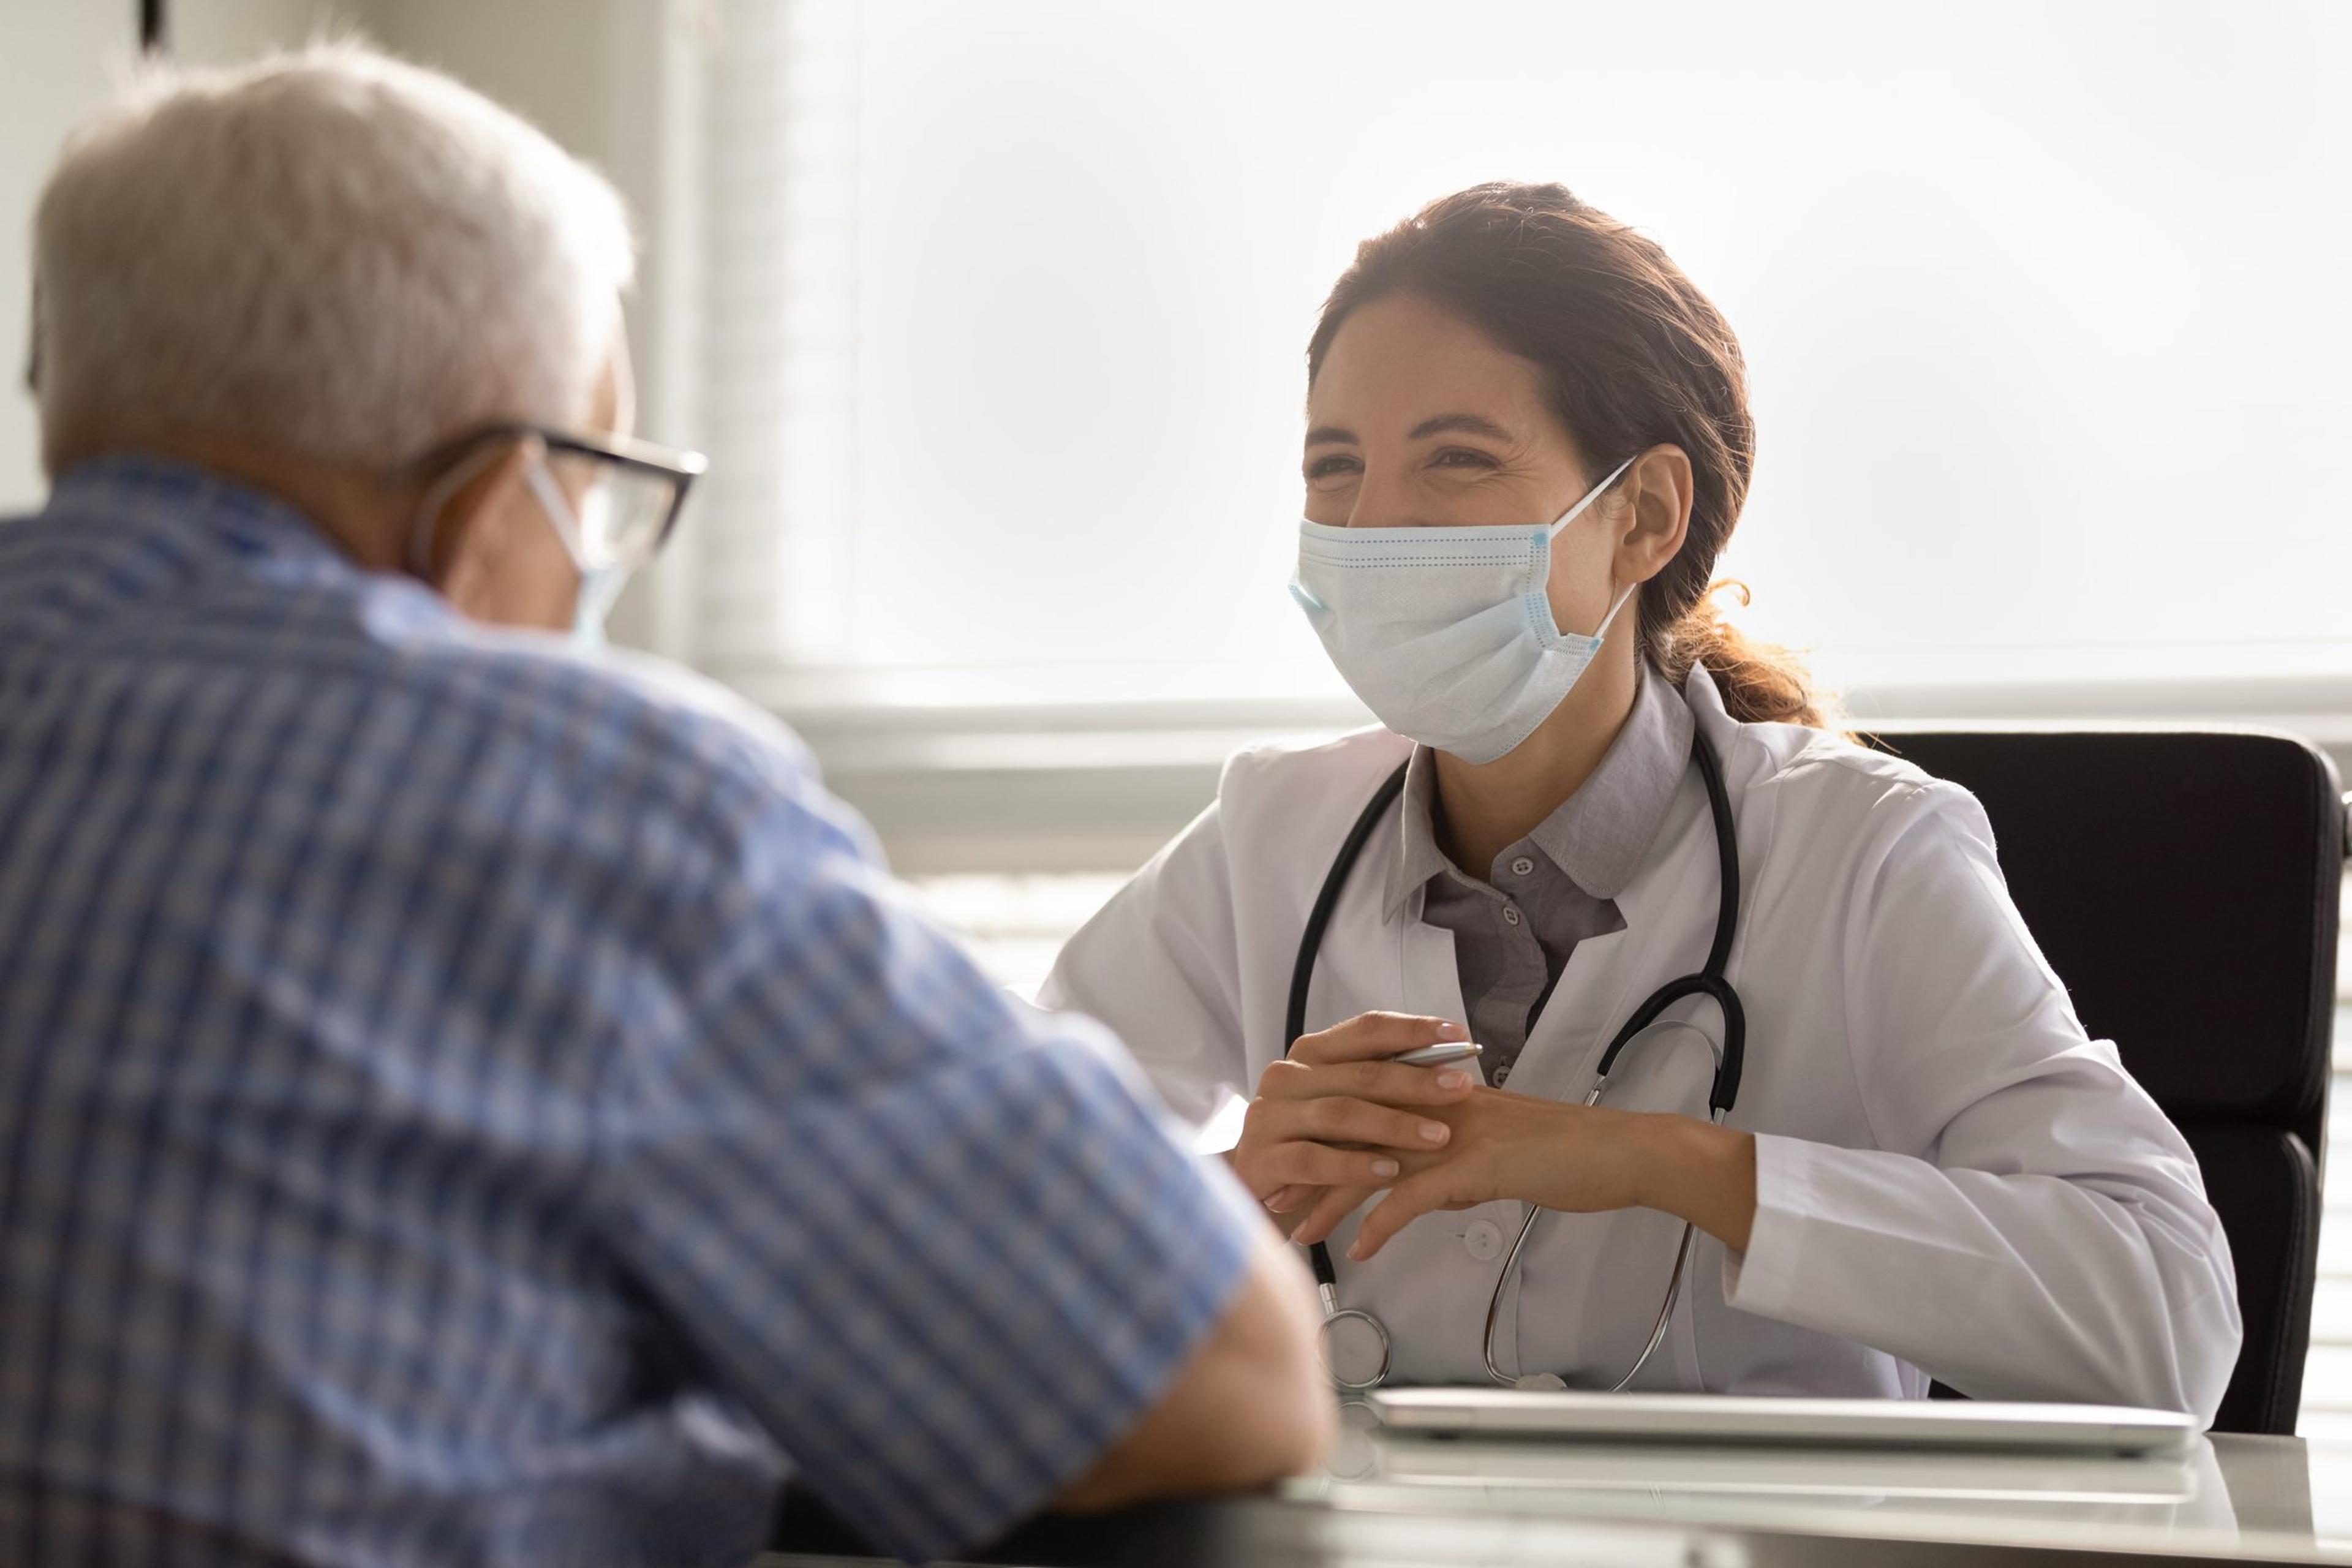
[1041,181,2241,1420]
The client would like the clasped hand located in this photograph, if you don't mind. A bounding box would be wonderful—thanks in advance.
[1227,1011,1653,1261]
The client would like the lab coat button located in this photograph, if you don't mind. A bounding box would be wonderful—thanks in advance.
[1510,856,1536,876]
[1464,1218,1505,1260]
[1501,907,1523,927]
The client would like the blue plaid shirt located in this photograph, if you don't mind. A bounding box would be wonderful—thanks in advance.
[0,457,1258,1567]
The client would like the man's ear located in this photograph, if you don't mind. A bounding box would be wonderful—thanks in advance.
[1615,444,1695,586]
[421,437,538,614]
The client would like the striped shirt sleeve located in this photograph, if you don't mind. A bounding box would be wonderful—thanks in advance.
[590,764,1261,1562]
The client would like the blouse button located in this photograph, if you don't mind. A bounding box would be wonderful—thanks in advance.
[1510,856,1536,877]
[1464,1219,1505,1260]
[1501,907,1523,927]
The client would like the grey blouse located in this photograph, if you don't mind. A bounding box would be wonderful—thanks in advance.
[1380,662,1696,1084]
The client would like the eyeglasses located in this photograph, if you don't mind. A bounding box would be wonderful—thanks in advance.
[409,423,709,575]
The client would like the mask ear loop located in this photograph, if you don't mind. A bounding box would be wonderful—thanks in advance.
[520,459,592,570]
[1545,452,1640,536]
[404,442,511,582]
[1550,452,1643,643]
[1589,578,1640,643]
[521,456,630,645]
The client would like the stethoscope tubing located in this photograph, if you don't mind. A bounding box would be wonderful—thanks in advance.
[1286,728,1744,1390]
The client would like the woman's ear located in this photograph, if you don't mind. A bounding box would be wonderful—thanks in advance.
[1615,444,1695,585]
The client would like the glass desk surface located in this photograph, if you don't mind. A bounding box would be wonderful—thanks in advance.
[1284,1398,2352,1564]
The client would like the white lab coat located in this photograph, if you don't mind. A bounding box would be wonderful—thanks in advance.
[1040,666,2242,1421]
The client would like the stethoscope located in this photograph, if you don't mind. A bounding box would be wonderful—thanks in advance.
[1284,729,1746,1392]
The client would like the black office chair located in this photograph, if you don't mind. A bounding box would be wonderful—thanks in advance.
[1874,728,2337,1434]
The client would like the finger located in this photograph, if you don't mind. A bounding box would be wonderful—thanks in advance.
[1254,1141,1406,1189]
[1261,1058,1478,1109]
[1290,1011,1468,1066]
[1292,1183,1376,1248]
[1348,1169,1462,1261]
[1231,1136,1315,1206]
[1257,1096,1455,1154]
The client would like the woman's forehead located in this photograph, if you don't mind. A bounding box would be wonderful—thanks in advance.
[1309,295,1551,432]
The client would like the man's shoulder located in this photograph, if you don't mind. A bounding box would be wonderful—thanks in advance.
[524,638,815,785]
[350,606,840,853]
[415,625,808,778]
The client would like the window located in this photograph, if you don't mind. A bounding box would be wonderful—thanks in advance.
[693,0,2352,1436]
[687,0,2352,718]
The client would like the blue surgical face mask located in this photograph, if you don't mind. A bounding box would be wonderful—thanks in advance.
[568,562,627,648]
[522,460,627,647]
[1288,454,1637,765]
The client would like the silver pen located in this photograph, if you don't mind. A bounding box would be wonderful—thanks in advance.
[1388,1040,1482,1069]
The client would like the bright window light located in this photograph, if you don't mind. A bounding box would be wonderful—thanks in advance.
[697,1,2352,703]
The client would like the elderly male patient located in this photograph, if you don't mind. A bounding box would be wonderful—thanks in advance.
[0,44,1327,1567]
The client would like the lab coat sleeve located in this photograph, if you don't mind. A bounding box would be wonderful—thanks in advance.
[1038,795,1250,1128]
[1722,781,2242,1422]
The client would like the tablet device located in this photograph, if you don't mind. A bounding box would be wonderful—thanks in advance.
[1367,1389,2197,1457]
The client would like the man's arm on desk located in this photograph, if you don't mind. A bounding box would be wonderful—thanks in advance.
[594,759,1330,1561]
[1054,1221,1332,1511]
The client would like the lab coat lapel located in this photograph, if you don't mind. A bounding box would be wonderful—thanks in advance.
[1288,834,1468,1044]
[1397,906,1472,1055]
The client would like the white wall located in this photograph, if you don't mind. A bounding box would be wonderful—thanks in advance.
[0,0,702,647]
[0,0,377,513]
[171,0,374,61]
[0,1,139,513]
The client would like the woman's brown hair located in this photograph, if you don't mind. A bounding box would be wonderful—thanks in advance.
[1306,181,1830,729]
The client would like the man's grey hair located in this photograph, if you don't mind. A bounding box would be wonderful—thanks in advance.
[32,41,635,473]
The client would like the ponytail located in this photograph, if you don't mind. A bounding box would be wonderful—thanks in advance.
[1654,581,1836,730]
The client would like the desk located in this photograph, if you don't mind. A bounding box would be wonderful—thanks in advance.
[764,1426,2352,1566]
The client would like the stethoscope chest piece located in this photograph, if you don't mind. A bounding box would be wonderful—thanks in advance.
[1319,1295,1391,1391]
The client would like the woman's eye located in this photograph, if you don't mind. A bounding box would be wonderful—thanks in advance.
[1305,454,1361,481]
[1431,447,1500,470]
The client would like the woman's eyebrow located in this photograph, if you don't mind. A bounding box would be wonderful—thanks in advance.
[1408,412,1514,442]
[1305,413,1515,449]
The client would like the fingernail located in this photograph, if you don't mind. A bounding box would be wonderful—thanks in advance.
[1436,1020,1467,1039]
[1372,1158,1400,1178]
[1419,1121,1449,1145]
[1348,1240,1369,1261]
[1436,1070,1471,1090]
